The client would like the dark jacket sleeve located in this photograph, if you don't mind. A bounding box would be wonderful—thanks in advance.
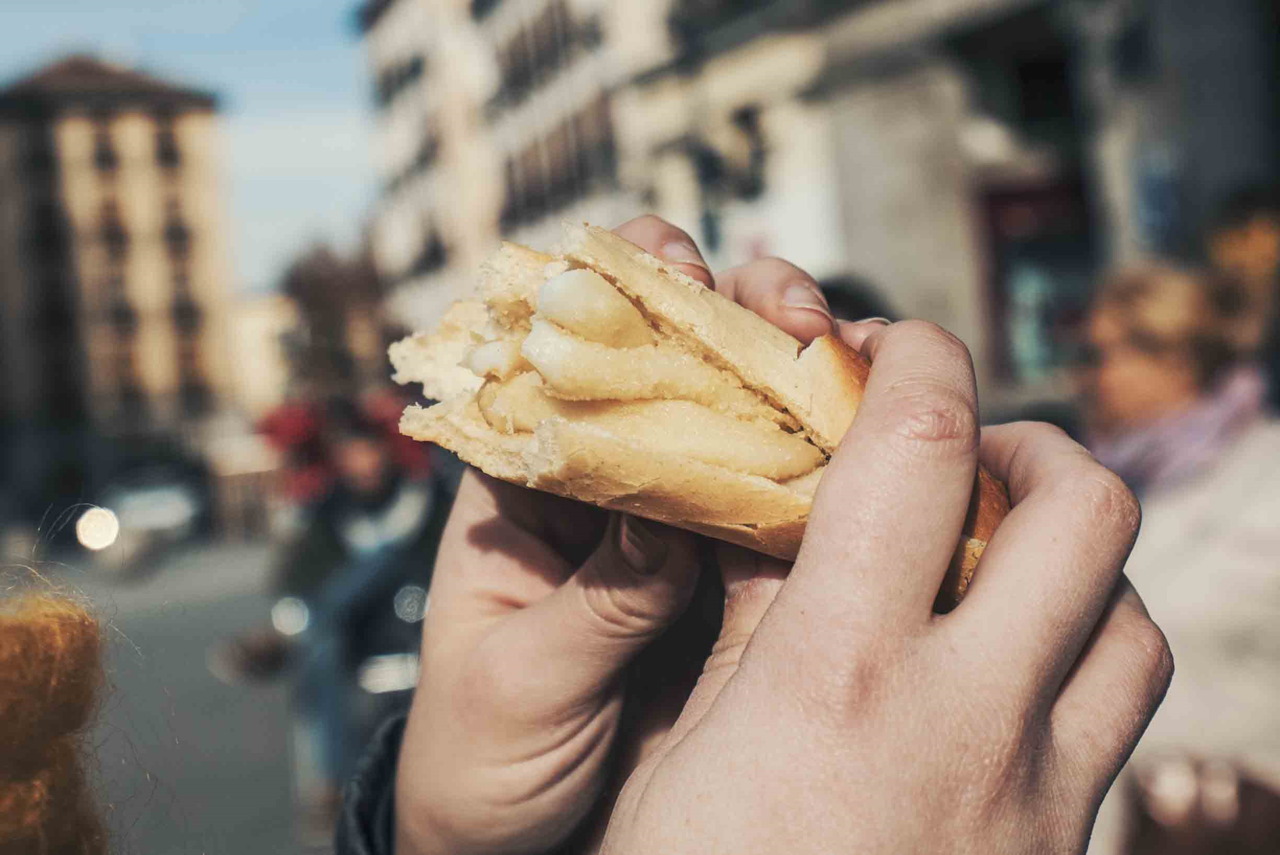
[335,712,408,855]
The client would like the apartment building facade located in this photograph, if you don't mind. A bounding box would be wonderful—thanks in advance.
[359,0,681,331]
[0,56,236,501]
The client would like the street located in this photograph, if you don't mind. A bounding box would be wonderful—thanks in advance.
[61,541,309,855]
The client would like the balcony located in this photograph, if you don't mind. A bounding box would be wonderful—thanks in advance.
[471,0,502,20]
[179,380,213,417]
[488,2,590,114]
[107,300,138,336]
[374,54,425,109]
[93,128,119,172]
[156,131,181,169]
[408,232,448,277]
[172,296,203,333]
[165,219,192,259]
[100,205,129,261]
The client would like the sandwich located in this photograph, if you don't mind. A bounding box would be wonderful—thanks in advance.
[390,223,1009,609]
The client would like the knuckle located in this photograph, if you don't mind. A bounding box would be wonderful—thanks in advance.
[1123,612,1175,692]
[703,630,752,678]
[884,381,979,452]
[578,580,662,640]
[1076,469,1142,541]
[891,319,970,358]
[757,256,809,278]
[632,213,687,241]
[1015,419,1072,446]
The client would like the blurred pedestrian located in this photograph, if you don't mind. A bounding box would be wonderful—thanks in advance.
[1207,185,1280,409]
[1078,265,1280,854]
[216,402,449,835]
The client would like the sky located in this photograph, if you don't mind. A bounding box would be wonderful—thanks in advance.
[1,0,378,294]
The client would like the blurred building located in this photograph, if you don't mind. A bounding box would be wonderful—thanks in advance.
[0,55,236,510]
[358,0,680,330]
[229,294,300,421]
[357,0,1280,409]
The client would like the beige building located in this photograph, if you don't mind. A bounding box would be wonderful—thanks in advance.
[0,55,234,430]
[358,0,678,330]
[0,55,236,501]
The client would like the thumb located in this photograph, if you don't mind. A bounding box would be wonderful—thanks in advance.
[492,514,701,710]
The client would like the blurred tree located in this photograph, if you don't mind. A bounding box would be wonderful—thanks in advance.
[278,243,393,401]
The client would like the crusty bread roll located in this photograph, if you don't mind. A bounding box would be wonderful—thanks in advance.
[392,222,1009,609]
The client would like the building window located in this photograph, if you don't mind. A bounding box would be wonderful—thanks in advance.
[112,348,145,418]
[490,2,582,112]
[164,201,191,259]
[177,339,211,416]
[179,381,212,417]
[500,96,616,232]
[375,54,425,109]
[92,114,118,172]
[155,113,181,169]
[386,129,440,195]
[173,295,202,333]
[409,230,448,276]
[108,299,137,337]
[101,201,128,261]
[471,0,502,19]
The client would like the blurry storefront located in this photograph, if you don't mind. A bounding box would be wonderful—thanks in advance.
[624,0,1280,411]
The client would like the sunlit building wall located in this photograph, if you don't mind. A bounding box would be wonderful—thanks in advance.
[359,0,678,331]
[0,56,235,436]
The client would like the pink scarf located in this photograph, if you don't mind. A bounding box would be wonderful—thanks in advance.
[1089,366,1266,495]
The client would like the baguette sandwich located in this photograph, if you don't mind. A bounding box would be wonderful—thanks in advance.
[391,223,1009,609]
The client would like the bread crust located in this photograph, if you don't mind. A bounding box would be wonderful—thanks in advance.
[395,222,1011,608]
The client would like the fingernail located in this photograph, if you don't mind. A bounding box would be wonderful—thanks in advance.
[856,317,891,326]
[618,515,668,575]
[783,283,834,319]
[660,241,708,268]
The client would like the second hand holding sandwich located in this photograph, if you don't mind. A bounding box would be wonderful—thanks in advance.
[391,222,1008,609]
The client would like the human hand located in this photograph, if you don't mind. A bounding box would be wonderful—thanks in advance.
[394,216,878,855]
[600,322,1174,855]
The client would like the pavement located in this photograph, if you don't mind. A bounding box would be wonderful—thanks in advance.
[52,540,311,855]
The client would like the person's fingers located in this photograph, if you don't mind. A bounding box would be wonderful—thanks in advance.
[426,472,608,615]
[655,545,789,754]
[612,215,713,288]
[779,320,982,630]
[715,258,835,343]
[951,422,1142,693]
[480,514,701,716]
[1052,577,1174,792]
[837,317,892,352]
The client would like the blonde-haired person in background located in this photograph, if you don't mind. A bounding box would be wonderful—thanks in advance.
[1080,266,1280,854]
